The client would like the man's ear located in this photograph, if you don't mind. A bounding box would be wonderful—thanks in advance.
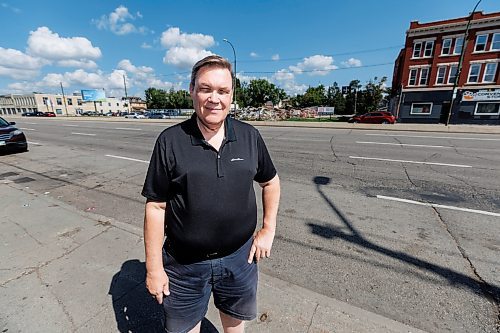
[189,84,194,96]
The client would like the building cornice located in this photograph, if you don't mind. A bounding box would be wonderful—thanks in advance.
[407,17,500,38]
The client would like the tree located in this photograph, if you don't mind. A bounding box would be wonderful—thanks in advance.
[145,87,167,109]
[363,76,388,112]
[245,79,286,107]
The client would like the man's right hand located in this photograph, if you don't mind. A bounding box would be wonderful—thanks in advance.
[146,269,170,304]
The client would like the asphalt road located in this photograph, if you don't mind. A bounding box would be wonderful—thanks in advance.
[1,117,499,333]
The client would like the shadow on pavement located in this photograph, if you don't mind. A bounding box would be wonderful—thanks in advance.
[109,259,219,333]
[310,176,500,305]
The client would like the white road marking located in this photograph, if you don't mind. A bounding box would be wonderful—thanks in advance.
[115,127,142,131]
[377,195,500,218]
[63,124,79,127]
[356,141,453,149]
[349,156,472,168]
[71,132,96,136]
[365,133,500,141]
[105,154,149,163]
[24,122,38,125]
[27,141,41,145]
[20,128,36,131]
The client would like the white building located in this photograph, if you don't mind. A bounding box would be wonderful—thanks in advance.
[0,93,130,116]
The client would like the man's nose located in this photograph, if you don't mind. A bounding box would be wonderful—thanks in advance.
[208,91,220,102]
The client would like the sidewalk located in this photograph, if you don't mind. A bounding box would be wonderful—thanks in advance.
[0,182,427,333]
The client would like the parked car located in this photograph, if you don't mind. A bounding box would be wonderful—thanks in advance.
[82,111,102,116]
[0,116,28,152]
[348,112,396,124]
[44,112,56,117]
[125,113,146,119]
[148,112,169,119]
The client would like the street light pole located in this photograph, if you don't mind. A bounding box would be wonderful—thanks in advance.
[223,38,237,118]
[445,0,482,126]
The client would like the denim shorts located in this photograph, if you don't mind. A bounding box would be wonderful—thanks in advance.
[161,237,258,333]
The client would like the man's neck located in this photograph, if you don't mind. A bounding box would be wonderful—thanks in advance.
[196,117,225,143]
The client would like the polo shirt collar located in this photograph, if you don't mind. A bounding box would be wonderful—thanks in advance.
[189,113,237,146]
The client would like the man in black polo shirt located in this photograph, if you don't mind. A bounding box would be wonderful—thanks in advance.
[142,55,280,333]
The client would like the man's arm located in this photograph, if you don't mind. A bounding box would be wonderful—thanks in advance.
[144,199,169,304]
[248,174,281,263]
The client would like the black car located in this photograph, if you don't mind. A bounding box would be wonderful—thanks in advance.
[0,117,28,152]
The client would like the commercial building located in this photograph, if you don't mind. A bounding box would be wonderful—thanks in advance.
[0,93,130,116]
[391,11,500,124]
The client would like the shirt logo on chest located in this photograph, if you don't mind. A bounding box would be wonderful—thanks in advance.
[230,158,244,162]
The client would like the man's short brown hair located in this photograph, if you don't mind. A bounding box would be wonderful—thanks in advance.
[190,55,234,89]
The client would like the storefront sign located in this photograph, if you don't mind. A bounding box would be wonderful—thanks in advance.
[462,89,500,102]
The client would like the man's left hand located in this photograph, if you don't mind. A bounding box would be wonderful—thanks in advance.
[248,227,275,263]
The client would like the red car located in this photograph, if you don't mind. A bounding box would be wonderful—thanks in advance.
[44,112,56,117]
[349,111,396,124]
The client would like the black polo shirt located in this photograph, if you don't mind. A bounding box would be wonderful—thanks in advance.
[142,114,277,264]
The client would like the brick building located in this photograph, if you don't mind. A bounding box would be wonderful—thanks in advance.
[391,11,500,124]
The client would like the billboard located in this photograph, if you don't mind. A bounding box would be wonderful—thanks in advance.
[462,89,500,102]
[81,89,106,102]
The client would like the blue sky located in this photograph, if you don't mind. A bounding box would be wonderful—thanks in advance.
[1,0,498,98]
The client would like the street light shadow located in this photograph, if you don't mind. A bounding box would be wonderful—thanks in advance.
[109,259,219,333]
[310,176,500,305]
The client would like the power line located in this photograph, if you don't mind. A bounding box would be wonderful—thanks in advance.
[238,45,404,63]
[242,62,394,75]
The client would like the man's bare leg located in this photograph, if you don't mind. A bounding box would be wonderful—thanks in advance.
[219,311,244,333]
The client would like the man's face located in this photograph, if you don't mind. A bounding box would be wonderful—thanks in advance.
[190,66,233,127]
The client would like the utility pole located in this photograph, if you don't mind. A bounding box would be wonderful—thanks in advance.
[223,39,237,118]
[445,0,482,126]
[60,82,68,116]
[123,74,131,114]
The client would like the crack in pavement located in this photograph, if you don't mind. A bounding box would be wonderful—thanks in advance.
[306,303,320,333]
[329,136,338,162]
[6,217,44,246]
[431,207,500,329]
[0,226,112,288]
[35,268,76,331]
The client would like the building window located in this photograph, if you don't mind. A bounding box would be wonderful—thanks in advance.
[448,65,458,84]
[77,99,82,106]
[441,39,452,55]
[436,66,447,84]
[116,103,119,106]
[412,42,422,58]
[468,64,481,83]
[482,63,497,82]
[409,69,418,86]
[411,103,432,115]
[491,33,500,51]
[423,41,434,57]
[43,97,48,105]
[454,37,464,54]
[67,98,73,106]
[56,98,62,105]
[475,103,500,115]
[56,109,63,115]
[108,102,111,106]
[474,34,488,52]
[419,68,429,85]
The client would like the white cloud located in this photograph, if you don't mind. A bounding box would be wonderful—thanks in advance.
[160,27,214,49]
[289,55,338,76]
[160,27,215,69]
[342,58,362,67]
[141,42,152,49]
[0,47,46,70]
[272,54,280,61]
[163,46,213,69]
[1,3,20,13]
[57,59,98,69]
[250,52,258,58]
[27,27,102,61]
[117,59,154,78]
[272,69,306,96]
[93,6,148,35]
[0,66,39,80]
[273,69,294,82]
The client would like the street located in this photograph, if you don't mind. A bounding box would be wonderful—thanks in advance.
[1,117,499,332]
